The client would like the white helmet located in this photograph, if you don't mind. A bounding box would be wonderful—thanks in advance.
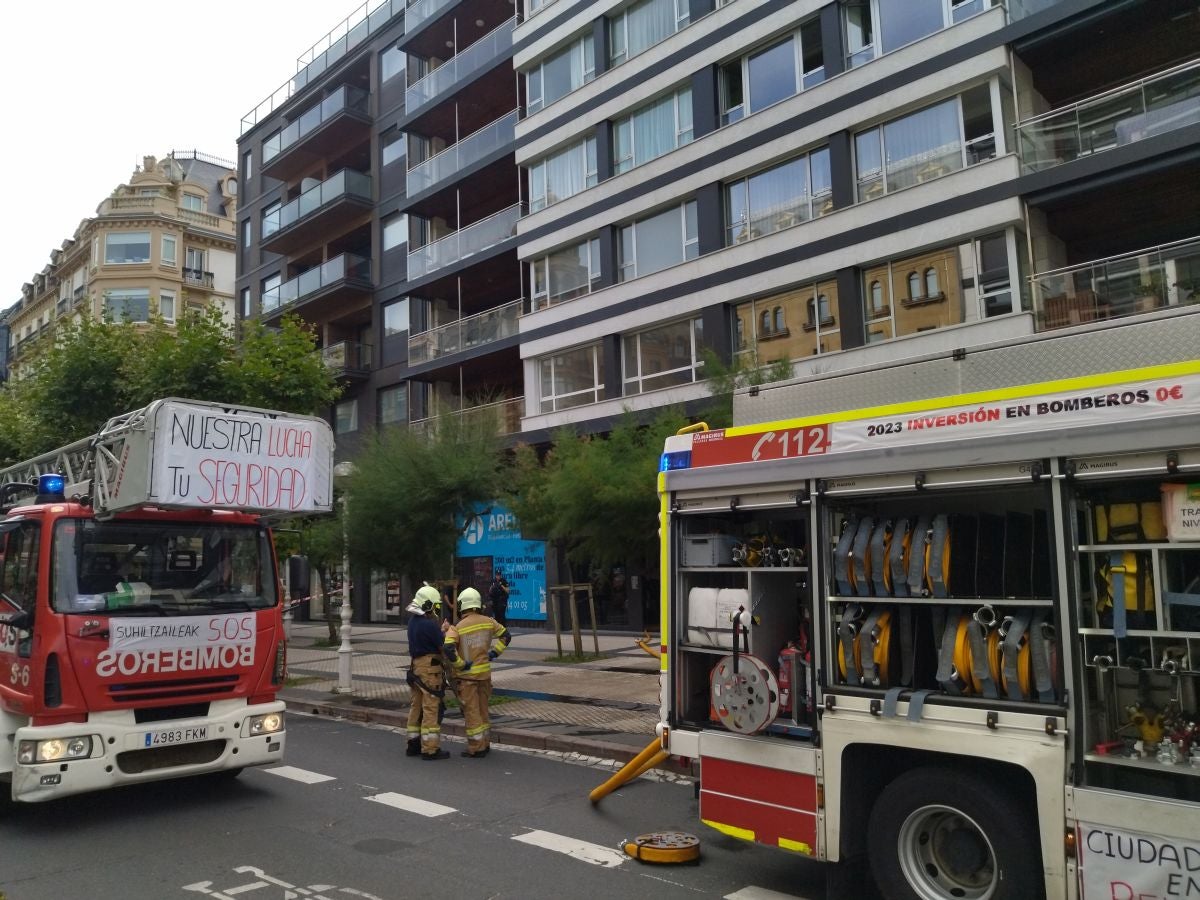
[457,587,483,612]
[406,583,442,615]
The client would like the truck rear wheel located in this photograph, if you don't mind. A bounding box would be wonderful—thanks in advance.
[866,767,1042,900]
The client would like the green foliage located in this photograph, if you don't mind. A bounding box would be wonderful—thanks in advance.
[344,412,504,582]
[699,348,793,428]
[232,316,341,414]
[508,408,686,574]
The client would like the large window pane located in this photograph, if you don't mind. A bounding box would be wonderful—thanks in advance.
[748,157,808,234]
[844,0,874,67]
[623,318,699,395]
[747,38,797,113]
[379,385,408,424]
[105,232,151,264]
[540,345,603,412]
[626,0,681,59]
[383,298,410,336]
[878,0,944,54]
[883,99,961,191]
[105,288,151,322]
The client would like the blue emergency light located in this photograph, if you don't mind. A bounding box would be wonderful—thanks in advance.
[37,473,66,501]
[659,451,692,472]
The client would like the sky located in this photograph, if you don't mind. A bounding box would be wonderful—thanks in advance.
[1,0,362,306]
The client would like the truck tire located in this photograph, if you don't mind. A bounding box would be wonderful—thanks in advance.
[866,767,1042,900]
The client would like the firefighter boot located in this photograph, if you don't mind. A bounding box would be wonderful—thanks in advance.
[406,738,421,757]
[422,749,450,760]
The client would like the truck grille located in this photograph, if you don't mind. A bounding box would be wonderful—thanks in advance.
[107,675,239,704]
[134,703,210,725]
[117,740,227,774]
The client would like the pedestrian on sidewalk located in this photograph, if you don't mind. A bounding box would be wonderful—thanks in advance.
[405,584,450,761]
[445,587,511,758]
[487,568,510,626]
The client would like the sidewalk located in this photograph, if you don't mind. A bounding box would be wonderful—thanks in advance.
[280,622,665,765]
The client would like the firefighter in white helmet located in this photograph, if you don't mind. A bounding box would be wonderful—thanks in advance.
[444,586,511,757]
[405,584,450,760]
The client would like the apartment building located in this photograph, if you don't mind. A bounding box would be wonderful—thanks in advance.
[6,152,238,380]
[514,0,1200,432]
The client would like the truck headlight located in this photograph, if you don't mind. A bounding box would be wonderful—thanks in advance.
[248,712,283,736]
[17,736,93,764]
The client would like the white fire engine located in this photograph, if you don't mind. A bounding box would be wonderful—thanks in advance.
[658,315,1200,899]
[0,398,333,802]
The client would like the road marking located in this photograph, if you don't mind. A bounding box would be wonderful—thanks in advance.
[725,888,806,899]
[262,766,336,784]
[512,829,628,867]
[365,791,456,817]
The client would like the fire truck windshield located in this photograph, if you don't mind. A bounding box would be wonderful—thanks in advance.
[51,519,278,614]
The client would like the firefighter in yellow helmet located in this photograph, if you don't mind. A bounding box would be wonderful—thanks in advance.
[405,584,450,760]
[444,586,511,757]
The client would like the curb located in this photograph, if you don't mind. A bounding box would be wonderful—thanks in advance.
[281,695,674,768]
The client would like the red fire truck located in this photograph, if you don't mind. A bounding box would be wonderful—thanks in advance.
[658,317,1200,899]
[0,398,333,803]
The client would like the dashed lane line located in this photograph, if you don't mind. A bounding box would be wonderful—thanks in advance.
[262,765,336,784]
[511,829,628,867]
[364,791,457,817]
[724,888,806,899]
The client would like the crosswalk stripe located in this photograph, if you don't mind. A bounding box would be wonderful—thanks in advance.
[365,791,456,817]
[512,829,627,867]
[262,765,336,784]
[724,888,805,899]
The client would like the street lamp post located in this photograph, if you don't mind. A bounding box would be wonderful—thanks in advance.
[333,462,356,694]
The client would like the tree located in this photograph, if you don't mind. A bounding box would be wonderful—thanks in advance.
[232,316,341,414]
[344,411,504,588]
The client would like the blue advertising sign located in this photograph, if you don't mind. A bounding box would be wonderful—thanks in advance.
[456,505,546,621]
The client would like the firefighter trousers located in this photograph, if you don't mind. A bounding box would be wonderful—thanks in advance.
[406,655,445,754]
[457,676,492,753]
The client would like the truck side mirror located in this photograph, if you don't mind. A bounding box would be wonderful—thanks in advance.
[0,608,32,630]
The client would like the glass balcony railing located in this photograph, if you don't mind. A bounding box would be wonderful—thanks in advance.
[1016,58,1200,173]
[263,170,372,238]
[408,298,521,365]
[404,0,458,34]
[409,396,525,437]
[406,18,515,113]
[322,340,373,373]
[241,0,402,135]
[1031,237,1200,331]
[408,203,520,279]
[262,253,372,314]
[407,110,518,196]
[263,86,370,163]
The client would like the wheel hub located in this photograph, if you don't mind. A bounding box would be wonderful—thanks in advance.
[898,804,998,900]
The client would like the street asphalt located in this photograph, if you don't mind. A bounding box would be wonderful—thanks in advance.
[280,620,671,769]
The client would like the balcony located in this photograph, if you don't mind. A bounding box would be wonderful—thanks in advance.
[1016,58,1200,174]
[262,86,372,182]
[183,268,214,289]
[262,253,373,322]
[408,298,520,365]
[1032,237,1200,331]
[409,396,524,437]
[322,341,372,380]
[407,110,517,197]
[261,170,373,255]
[408,203,520,280]
[404,0,458,35]
[406,18,515,115]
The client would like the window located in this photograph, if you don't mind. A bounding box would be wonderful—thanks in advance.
[528,137,598,212]
[531,238,601,310]
[861,246,961,342]
[843,0,874,68]
[181,194,205,212]
[774,307,785,332]
[869,280,885,315]
[159,290,176,322]
[878,0,944,55]
[241,219,251,248]
[240,287,251,318]
[242,150,252,181]
[539,343,604,412]
[976,232,1012,317]
[613,87,693,174]
[383,298,410,336]
[908,272,922,299]
[854,91,993,200]
[382,43,405,83]
[186,248,206,274]
[618,201,698,281]
[379,385,408,425]
[925,267,940,297]
[262,273,281,308]
[161,235,177,266]
[105,232,151,264]
[383,213,408,251]
[1,521,40,619]
[104,288,151,322]
[719,21,822,125]
[609,0,689,68]
[725,147,831,244]
[736,280,839,360]
[335,400,358,434]
[262,201,281,238]
[526,34,595,114]
[799,18,825,89]
[807,292,835,327]
[383,131,405,168]
[761,310,772,333]
[623,317,703,395]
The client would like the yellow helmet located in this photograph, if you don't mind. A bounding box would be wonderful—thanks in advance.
[407,583,442,615]
[457,587,483,612]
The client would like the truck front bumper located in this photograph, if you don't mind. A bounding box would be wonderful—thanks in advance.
[10,698,285,802]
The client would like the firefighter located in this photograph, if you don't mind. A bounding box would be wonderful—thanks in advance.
[405,584,450,761]
[445,586,511,758]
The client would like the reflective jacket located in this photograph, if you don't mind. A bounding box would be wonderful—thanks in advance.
[445,612,510,680]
